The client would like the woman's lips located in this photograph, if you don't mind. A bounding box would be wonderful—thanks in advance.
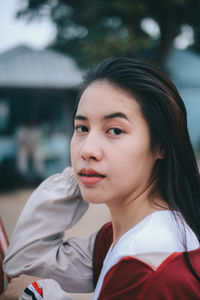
[79,168,105,185]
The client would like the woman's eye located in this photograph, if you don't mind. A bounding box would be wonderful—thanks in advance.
[108,128,124,136]
[75,125,88,133]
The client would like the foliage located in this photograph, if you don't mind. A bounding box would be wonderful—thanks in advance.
[17,0,200,67]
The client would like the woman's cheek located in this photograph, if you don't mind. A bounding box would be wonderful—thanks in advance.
[70,137,77,163]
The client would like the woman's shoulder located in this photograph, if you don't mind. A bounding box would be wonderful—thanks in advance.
[93,210,200,283]
[124,210,199,255]
[99,210,199,269]
[139,248,200,300]
[97,248,200,300]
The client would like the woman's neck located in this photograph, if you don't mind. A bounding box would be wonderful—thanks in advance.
[107,192,168,247]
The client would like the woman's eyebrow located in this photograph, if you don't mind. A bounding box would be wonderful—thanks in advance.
[75,115,88,120]
[104,112,130,122]
[74,112,130,122]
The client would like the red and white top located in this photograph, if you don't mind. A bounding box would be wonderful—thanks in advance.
[93,210,200,300]
[4,168,200,300]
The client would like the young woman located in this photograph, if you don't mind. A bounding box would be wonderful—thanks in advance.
[2,57,200,300]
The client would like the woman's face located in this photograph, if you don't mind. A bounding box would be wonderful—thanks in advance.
[70,81,162,206]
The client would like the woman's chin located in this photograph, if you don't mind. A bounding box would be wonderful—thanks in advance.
[80,189,107,204]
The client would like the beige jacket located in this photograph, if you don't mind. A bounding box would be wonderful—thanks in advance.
[3,167,98,299]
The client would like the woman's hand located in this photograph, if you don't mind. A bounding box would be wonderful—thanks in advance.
[0,274,43,300]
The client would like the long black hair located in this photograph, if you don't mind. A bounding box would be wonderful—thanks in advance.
[77,57,200,246]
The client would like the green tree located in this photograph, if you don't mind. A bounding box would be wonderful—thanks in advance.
[17,0,200,67]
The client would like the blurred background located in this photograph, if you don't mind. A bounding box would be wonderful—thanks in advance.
[0,0,200,190]
[0,0,200,298]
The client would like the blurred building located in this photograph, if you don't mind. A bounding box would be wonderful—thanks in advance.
[166,48,200,153]
[0,45,83,188]
[0,46,199,189]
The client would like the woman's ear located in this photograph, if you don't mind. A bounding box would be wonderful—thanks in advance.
[157,145,166,159]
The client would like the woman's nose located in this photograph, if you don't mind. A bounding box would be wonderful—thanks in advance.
[80,134,103,161]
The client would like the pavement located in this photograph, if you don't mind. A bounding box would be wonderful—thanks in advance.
[0,188,110,300]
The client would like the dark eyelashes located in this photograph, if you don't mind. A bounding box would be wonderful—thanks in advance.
[74,125,125,136]
[75,125,88,132]
[108,128,124,135]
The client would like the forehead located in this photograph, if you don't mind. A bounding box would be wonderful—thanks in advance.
[77,81,142,118]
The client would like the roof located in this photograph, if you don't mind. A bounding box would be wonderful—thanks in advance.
[0,45,83,88]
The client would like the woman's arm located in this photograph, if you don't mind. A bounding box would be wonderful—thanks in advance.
[3,167,97,293]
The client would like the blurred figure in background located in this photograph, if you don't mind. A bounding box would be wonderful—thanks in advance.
[16,121,44,181]
[0,101,10,132]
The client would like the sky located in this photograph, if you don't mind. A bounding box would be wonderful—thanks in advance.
[0,0,194,55]
[0,0,56,54]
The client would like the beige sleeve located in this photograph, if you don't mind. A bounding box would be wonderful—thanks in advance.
[3,167,97,293]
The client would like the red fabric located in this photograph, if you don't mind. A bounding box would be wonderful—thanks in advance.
[0,218,9,259]
[0,217,9,294]
[98,251,200,300]
[93,222,113,287]
[139,249,200,300]
[93,223,200,300]
[98,257,154,300]
[32,281,43,296]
